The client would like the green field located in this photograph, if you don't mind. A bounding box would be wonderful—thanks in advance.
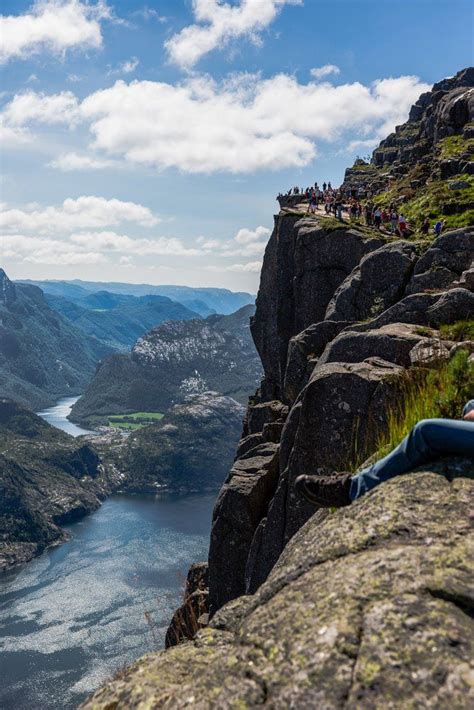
[107,412,164,430]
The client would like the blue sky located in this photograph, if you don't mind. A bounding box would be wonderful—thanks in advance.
[1,0,472,292]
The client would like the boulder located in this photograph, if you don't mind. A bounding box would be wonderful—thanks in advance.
[325,241,418,322]
[82,466,474,710]
[318,323,435,368]
[406,228,474,294]
[353,288,474,332]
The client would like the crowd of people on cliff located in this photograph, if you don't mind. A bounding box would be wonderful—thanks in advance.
[277,181,445,238]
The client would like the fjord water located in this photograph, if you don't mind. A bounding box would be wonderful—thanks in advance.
[36,396,92,437]
[0,400,215,709]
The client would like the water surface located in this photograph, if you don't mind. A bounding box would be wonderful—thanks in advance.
[37,397,92,437]
[0,493,215,709]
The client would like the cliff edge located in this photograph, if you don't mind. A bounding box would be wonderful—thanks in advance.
[82,68,474,708]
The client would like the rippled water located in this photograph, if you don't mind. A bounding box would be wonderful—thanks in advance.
[0,398,215,708]
[0,493,215,709]
[36,397,92,437]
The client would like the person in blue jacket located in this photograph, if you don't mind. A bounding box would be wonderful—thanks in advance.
[295,399,474,507]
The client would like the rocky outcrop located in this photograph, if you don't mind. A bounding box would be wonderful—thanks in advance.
[82,465,474,709]
[165,562,209,648]
[251,217,383,399]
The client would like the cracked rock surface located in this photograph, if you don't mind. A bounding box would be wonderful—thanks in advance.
[81,464,473,709]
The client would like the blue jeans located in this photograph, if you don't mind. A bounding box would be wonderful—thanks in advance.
[350,418,474,500]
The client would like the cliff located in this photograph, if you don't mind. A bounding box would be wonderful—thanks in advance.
[82,69,474,708]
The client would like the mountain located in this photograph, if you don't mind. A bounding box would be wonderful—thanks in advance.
[0,269,116,410]
[70,304,262,425]
[19,279,255,317]
[0,398,120,570]
[82,68,474,709]
[45,293,200,350]
[90,392,245,494]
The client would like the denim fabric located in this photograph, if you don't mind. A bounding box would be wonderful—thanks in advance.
[350,417,474,500]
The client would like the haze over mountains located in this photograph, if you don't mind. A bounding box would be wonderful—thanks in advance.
[0,269,114,410]
[20,280,255,318]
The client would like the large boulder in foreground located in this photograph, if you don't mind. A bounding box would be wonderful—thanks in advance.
[81,464,474,709]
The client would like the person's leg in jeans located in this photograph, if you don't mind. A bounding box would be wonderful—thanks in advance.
[350,418,474,500]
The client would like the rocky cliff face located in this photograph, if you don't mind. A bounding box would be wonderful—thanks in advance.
[82,69,474,708]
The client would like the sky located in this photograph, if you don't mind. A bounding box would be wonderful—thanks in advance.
[1,0,472,292]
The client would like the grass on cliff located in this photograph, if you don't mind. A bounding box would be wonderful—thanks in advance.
[373,349,473,461]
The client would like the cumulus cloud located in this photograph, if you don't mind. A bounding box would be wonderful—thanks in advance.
[310,64,340,80]
[2,72,430,174]
[2,90,81,126]
[0,196,159,234]
[1,234,106,265]
[0,0,112,65]
[165,0,303,69]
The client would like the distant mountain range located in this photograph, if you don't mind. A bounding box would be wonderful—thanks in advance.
[71,304,262,425]
[0,269,115,410]
[45,292,200,351]
[19,279,255,317]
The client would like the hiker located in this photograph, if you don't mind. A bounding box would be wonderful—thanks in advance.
[322,182,327,192]
[307,190,318,214]
[328,181,332,190]
[335,197,343,221]
[295,399,474,508]
[390,210,398,234]
[434,219,444,236]
[374,207,382,229]
[398,213,407,235]
[421,217,430,235]
[365,204,373,226]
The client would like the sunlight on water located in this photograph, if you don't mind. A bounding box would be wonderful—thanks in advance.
[37,397,93,437]
[0,493,215,709]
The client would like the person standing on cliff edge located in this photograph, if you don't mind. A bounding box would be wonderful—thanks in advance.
[295,399,474,508]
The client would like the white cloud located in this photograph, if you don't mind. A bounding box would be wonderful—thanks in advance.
[108,56,140,76]
[49,152,118,170]
[120,57,139,74]
[1,234,106,264]
[310,64,340,80]
[0,196,159,234]
[132,6,168,23]
[0,0,112,65]
[165,0,303,69]
[234,225,270,244]
[2,72,430,174]
[196,224,270,257]
[2,90,81,126]
[71,231,199,256]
